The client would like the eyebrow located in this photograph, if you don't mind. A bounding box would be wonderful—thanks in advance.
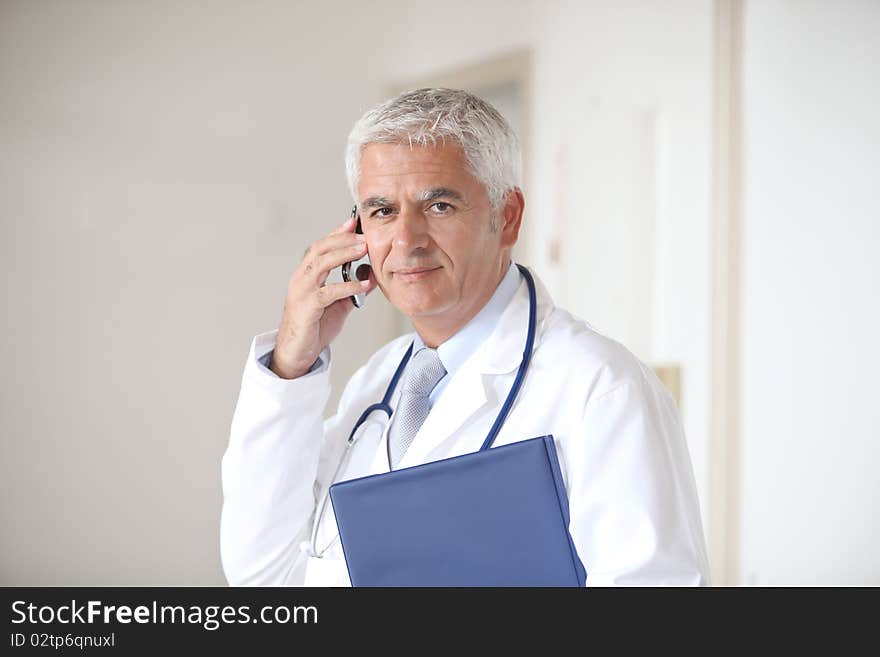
[360,188,466,210]
[419,187,465,203]
[360,196,395,210]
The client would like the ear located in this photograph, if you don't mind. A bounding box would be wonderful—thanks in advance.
[499,187,525,249]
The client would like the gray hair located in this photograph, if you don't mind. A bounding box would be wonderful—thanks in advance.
[345,88,522,212]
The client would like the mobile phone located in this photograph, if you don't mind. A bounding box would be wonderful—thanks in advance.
[341,205,371,308]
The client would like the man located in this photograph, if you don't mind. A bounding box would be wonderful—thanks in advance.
[220,88,710,586]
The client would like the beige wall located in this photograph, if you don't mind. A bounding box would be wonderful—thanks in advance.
[0,0,537,585]
[1,0,721,585]
[527,1,714,530]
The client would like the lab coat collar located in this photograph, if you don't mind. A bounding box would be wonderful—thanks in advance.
[475,263,555,375]
[410,260,520,385]
[393,264,556,470]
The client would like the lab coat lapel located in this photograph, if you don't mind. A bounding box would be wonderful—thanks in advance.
[394,362,489,469]
[394,266,546,469]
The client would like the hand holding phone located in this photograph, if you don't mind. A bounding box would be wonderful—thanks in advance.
[270,212,372,379]
[341,205,372,308]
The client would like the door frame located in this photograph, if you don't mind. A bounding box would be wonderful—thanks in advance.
[708,0,745,587]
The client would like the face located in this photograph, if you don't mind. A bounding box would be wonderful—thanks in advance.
[357,141,522,331]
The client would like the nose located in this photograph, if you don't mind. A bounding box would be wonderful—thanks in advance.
[391,205,430,253]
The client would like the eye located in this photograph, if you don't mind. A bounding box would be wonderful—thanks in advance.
[370,207,394,218]
[431,202,453,214]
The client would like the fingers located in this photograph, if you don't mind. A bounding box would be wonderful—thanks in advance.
[313,279,372,309]
[295,213,371,295]
[300,216,364,279]
[310,229,365,259]
[330,215,357,235]
[302,241,369,286]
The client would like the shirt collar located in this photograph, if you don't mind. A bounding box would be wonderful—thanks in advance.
[411,260,521,378]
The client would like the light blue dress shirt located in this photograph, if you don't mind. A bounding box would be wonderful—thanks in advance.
[258,260,522,401]
[410,260,520,406]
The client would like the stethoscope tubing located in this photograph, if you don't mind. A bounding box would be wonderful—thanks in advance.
[308,344,413,557]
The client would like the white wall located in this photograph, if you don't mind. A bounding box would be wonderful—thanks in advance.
[740,0,880,584]
[529,0,714,532]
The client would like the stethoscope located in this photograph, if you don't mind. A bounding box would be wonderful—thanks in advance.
[303,263,538,559]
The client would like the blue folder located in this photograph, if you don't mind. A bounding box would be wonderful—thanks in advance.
[328,435,587,587]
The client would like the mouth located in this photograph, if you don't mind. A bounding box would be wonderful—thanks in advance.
[393,266,441,282]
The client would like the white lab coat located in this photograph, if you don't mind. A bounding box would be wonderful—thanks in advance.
[220,267,710,586]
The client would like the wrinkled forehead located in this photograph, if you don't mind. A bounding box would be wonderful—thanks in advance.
[357,142,486,202]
